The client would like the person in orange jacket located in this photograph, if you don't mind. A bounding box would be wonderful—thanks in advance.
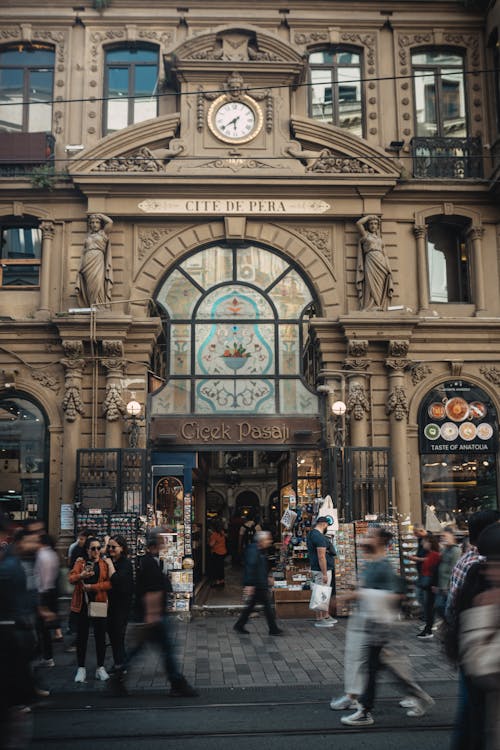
[69,536,111,683]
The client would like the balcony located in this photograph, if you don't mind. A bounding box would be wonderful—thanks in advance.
[0,132,55,177]
[411,136,483,180]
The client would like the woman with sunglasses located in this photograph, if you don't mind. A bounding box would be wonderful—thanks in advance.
[69,537,111,683]
[104,535,134,678]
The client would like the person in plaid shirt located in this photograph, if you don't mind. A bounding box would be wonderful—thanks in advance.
[447,509,500,620]
[447,509,500,750]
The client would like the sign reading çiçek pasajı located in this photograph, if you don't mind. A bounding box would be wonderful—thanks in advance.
[138,198,331,214]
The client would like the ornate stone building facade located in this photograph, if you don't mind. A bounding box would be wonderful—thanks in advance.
[0,0,499,540]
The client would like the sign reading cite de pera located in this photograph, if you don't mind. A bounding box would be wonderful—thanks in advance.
[150,416,321,446]
[138,198,331,215]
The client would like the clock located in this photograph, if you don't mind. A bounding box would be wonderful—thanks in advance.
[207,94,263,144]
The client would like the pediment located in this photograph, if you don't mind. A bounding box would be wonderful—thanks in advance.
[67,114,182,176]
[287,117,401,179]
[171,26,304,65]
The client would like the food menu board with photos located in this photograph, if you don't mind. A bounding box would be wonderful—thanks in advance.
[419,381,497,454]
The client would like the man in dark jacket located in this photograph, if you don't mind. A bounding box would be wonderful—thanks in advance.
[125,528,198,698]
[234,530,283,636]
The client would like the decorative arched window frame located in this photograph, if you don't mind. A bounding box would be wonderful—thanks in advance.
[0,42,55,134]
[0,214,42,288]
[306,45,365,137]
[413,204,484,314]
[150,242,321,416]
[103,43,160,135]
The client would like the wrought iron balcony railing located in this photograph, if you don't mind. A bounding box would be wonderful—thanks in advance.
[411,136,483,179]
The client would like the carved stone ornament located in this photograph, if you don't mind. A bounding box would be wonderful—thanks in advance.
[62,340,84,360]
[349,340,368,358]
[200,157,272,172]
[94,143,184,173]
[103,382,126,422]
[410,363,432,386]
[388,340,410,358]
[294,31,329,46]
[347,383,370,421]
[344,358,370,371]
[31,369,60,393]
[386,386,409,421]
[62,385,85,422]
[102,340,124,359]
[295,227,331,265]
[306,148,375,174]
[187,31,280,61]
[480,366,500,386]
[449,361,463,378]
[137,226,176,260]
[385,358,411,372]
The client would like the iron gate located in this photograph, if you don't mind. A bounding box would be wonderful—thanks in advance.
[330,447,393,522]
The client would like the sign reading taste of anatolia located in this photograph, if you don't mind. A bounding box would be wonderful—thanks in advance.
[138,198,331,214]
[150,416,321,445]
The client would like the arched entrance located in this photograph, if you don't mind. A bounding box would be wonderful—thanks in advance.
[0,392,49,523]
[418,379,498,526]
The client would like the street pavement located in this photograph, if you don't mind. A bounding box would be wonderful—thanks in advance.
[30,615,459,748]
[36,613,457,692]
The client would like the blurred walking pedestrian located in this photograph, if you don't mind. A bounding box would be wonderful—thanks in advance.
[414,535,441,639]
[340,527,433,727]
[434,527,460,622]
[208,521,227,588]
[69,536,111,683]
[127,529,198,697]
[35,534,60,667]
[234,530,283,636]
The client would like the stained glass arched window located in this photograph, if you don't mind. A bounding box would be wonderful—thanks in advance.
[151,244,320,415]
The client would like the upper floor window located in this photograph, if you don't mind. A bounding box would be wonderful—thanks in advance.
[0,44,54,133]
[308,49,363,137]
[0,218,41,287]
[412,50,466,138]
[426,216,471,303]
[104,46,159,135]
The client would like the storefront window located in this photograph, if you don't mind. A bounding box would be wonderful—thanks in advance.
[152,244,320,415]
[0,395,48,521]
[419,381,498,523]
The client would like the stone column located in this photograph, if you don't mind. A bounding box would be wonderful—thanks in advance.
[467,226,485,315]
[36,221,55,319]
[345,340,370,447]
[102,340,126,448]
[60,340,86,506]
[413,224,430,313]
[385,341,411,517]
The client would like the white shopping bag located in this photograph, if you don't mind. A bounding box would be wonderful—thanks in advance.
[309,583,332,612]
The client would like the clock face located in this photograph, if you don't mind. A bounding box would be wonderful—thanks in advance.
[208,95,263,144]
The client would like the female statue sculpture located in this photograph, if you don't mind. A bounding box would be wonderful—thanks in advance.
[355,215,394,311]
[75,213,113,307]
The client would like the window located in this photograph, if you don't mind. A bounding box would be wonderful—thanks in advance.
[151,244,320,415]
[0,218,41,287]
[308,49,363,136]
[412,50,466,137]
[426,217,470,303]
[0,44,54,133]
[104,46,159,134]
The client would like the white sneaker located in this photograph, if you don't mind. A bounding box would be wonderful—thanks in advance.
[407,696,435,716]
[399,697,417,709]
[39,658,55,668]
[314,619,335,628]
[330,695,359,711]
[341,707,374,726]
[325,617,338,624]
[95,666,109,681]
[74,667,86,683]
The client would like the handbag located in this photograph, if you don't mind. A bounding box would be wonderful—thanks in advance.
[309,582,332,612]
[460,604,500,691]
[84,590,108,619]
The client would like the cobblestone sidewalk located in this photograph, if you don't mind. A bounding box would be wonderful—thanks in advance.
[37,615,457,694]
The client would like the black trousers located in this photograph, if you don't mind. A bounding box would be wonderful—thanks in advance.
[423,588,436,633]
[107,609,129,667]
[75,607,107,668]
[235,588,279,633]
[210,553,225,582]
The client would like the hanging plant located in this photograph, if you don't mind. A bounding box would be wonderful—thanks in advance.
[93,0,111,10]
[30,164,56,191]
